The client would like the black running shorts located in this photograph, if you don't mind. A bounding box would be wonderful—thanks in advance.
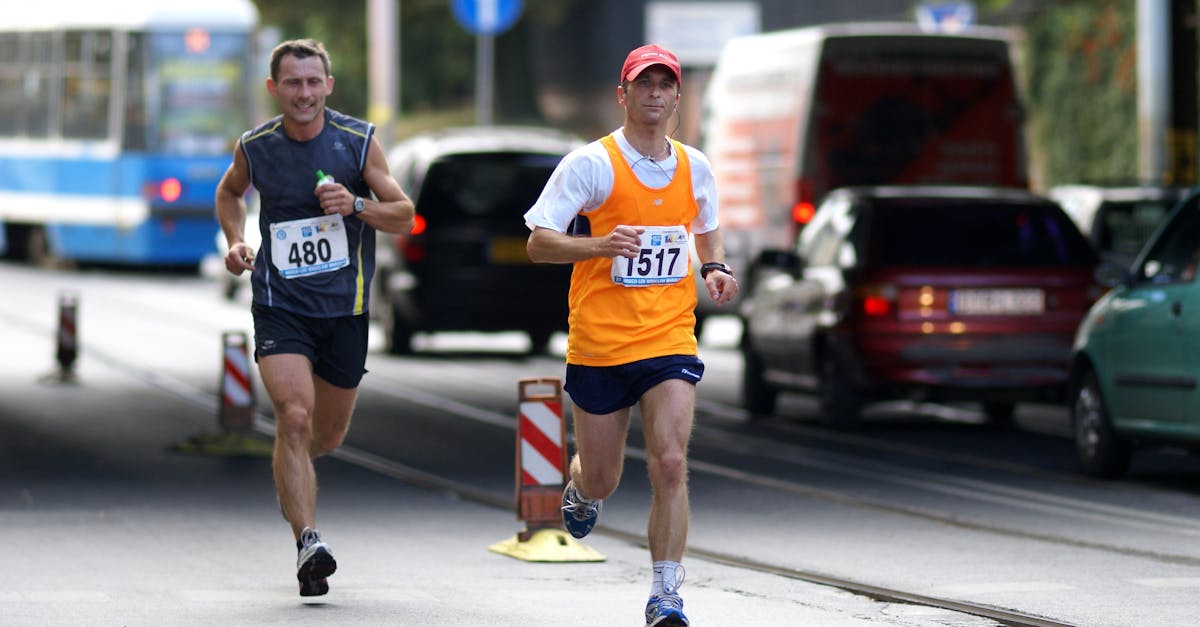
[565,354,705,415]
[251,304,369,389]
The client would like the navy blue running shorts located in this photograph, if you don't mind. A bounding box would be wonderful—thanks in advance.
[565,354,705,415]
[251,304,369,389]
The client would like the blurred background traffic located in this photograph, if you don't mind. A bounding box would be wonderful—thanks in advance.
[0,0,1189,267]
[7,5,1200,623]
[2,0,1200,475]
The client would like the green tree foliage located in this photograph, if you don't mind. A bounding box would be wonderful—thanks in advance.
[252,0,568,131]
[1022,2,1139,185]
[254,0,370,116]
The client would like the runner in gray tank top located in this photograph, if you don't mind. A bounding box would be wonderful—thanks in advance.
[215,38,415,598]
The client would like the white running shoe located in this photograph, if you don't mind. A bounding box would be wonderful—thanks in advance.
[296,527,336,597]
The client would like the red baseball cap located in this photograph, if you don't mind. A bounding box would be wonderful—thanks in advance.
[621,44,681,85]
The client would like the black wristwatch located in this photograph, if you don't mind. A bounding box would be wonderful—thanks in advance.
[353,197,365,214]
[700,262,733,279]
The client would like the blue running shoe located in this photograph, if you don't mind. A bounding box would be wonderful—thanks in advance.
[645,592,688,626]
[296,527,337,597]
[560,480,601,539]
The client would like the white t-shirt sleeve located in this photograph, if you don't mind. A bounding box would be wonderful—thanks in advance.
[524,143,614,233]
[686,146,720,235]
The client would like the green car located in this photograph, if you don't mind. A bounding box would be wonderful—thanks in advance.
[1069,188,1200,477]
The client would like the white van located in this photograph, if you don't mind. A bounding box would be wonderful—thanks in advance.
[698,23,1028,321]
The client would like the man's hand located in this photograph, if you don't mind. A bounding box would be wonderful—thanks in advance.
[704,270,738,305]
[225,242,255,275]
[316,182,355,216]
[603,225,646,259]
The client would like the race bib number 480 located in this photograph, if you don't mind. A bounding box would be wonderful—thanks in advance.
[611,225,689,287]
[270,214,351,279]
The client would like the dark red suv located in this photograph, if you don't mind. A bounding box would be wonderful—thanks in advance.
[740,186,1100,428]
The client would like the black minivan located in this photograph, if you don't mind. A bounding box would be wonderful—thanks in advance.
[372,126,584,354]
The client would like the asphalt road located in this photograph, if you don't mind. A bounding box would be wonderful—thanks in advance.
[4,261,1200,626]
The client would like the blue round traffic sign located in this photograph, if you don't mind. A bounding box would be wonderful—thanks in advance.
[451,0,524,36]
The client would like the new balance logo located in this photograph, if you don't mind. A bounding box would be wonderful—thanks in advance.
[681,368,701,380]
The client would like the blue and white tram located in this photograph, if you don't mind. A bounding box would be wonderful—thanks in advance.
[0,0,259,267]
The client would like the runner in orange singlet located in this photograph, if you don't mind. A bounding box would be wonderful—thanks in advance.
[524,44,738,627]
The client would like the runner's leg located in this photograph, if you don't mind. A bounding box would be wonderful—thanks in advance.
[639,378,695,562]
[259,353,319,539]
[570,404,632,501]
[310,375,358,457]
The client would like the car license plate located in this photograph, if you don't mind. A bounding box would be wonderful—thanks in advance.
[950,289,1045,315]
[489,236,531,264]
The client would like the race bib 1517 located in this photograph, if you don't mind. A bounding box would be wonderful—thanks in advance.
[611,225,689,287]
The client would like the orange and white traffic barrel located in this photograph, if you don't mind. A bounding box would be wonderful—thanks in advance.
[171,330,270,457]
[514,377,568,540]
[488,377,604,562]
[218,330,254,435]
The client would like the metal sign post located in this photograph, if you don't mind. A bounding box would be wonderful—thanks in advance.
[450,0,523,126]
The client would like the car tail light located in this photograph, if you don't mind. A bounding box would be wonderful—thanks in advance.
[394,214,427,263]
[862,294,891,316]
[793,179,816,226]
[398,236,422,260]
[792,201,816,226]
[856,284,898,317]
[393,234,424,263]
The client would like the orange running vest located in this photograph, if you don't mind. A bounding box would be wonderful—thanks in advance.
[566,133,700,366]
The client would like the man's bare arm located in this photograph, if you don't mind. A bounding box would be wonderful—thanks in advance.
[526,224,645,264]
[215,143,254,274]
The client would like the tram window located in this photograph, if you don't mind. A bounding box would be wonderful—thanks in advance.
[122,33,148,151]
[25,33,53,138]
[0,77,16,135]
[62,30,112,140]
[153,32,249,155]
[0,34,19,135]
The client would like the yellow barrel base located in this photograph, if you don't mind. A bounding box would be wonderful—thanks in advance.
[171,432,274,457]
[488,528,606,563]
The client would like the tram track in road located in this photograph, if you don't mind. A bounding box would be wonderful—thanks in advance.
[3,308,1075,626]
[359,359,1200,567]
[276,372,1082,627]
[689,402,1200,559]
[694,398,1085,481]
[3,286,1184,626]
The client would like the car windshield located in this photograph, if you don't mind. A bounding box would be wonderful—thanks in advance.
[870,198,1096,267]
[1095,199,1176,258]
[418,152,565,217]
[1138,202,1200,284]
